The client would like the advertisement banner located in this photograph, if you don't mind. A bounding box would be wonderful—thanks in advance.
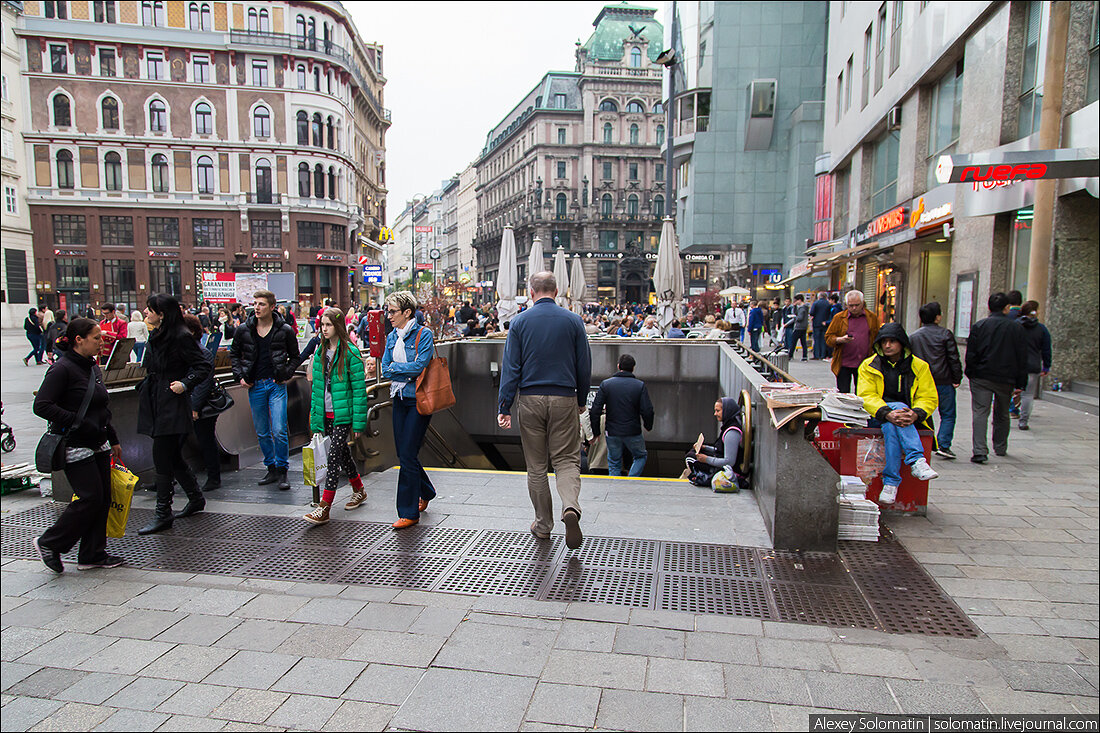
[200,272,288,304]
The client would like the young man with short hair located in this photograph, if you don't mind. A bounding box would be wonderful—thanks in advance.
[908,302,963,459]
[589,353,655,477]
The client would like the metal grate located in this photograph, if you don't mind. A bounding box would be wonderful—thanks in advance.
[760,551,852,585]
[2,502,66,529]
[336,553,456,589]
[158,512,245,537]
[770,581,879,628]
[106,535,188,566]
[207,515,304,545]
[544,563,656,608]
[563,537,659,571]
[659,574,773,618]
[145,538,271,575]
[371,526,479,556]
[437,557,553,598]
[662,543,759,578]
[240,545,364,583]
[293,520,390,551]
[869,598,979,637]
[467,530,563,562]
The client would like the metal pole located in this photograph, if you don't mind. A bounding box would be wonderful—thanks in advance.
[664,0,677,219]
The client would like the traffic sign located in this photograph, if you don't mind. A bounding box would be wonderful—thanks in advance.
[358,255,369,264]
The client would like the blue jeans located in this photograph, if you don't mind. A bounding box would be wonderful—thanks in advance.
[749,329,762,351]
[25,334,45,363]
[935,384,956,450]
[248,379,289,469]
[606,433,648,477]
[870,401,925,487]
[392,395,436,519]
[812,325,828,359]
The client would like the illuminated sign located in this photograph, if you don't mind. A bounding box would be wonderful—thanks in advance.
[958,164,1047,182]
[909,197,953,230]
[855,206,907,244]
[937,149,1097,184]
[414,226,433,233]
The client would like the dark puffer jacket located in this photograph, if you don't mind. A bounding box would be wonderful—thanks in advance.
[229,312,302,384]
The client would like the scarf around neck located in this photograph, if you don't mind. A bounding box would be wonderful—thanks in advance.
[389,320,417,398]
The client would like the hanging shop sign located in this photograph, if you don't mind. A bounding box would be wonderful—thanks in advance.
[908,184,955,234]
[936,148,1098,185]
[854,206,908,245]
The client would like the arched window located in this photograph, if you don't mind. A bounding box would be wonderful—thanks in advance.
[255,158,272,203]
[247,8,258,32]
[200,3,211,30]
[52,94,71,127]
[313,163,324,199]
[326,116,334,149]
[189,2,200,29]
[653,194,664,218]
[603,122,613,144]
[626,100,645,114]
[149,99,167,132]
[629,124,639,144]
[253,106,270,138]
[295,14,307,42]
[311,113,323,147]
[101,96,119,130]
[327,166,336,200]
[307,17,316,48]
[313,66,321,91]
[556,193,567,217]
[630,48,642,68]
[653,102,664,114]
[599,99,618,112]
[601,193,613,216]
[104,152,123,191]
[656,124,665,146]
[56,149,74,188]
[627,194,639,217]
[196,155,214,193]
[297,162,310,197]
[141,1,164,26]
[151,153,170,192]
[194,101,212,134]
[296,64,306,90]
[258,8,269,32]
[296,111,309,145]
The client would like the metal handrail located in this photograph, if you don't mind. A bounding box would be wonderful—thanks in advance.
[734,343,802,385]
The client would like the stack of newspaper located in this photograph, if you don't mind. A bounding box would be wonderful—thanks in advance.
[836,475,879,541]
[759,382,824,406]
[819,391,869,424]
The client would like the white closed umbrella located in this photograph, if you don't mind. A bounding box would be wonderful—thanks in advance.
[496,226,519,326]
[570,255,587,315]
[527,237,543,296]
[653,217,685,333]
[553,246,570,309]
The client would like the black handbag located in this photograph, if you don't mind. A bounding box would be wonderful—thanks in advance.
[35,367,98,474]
[198,381,235,419]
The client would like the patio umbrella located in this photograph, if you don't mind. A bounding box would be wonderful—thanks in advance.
[570,254,587,315]
[527,237,544,295]
[652,217,685,332]
[719,285,750,298]
[496,226,519,326]
[553,246,570,309]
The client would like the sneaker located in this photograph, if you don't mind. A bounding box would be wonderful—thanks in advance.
[971,455,988,464]
[303,502,330,525]
[1018,423,1029,431]
[934,447,956,460]
[77,555,124,570]
[344,491,367,510]
[909,457,939,481]
[33,536,63,573]
[562,508,583,550]
[878,484,898,504]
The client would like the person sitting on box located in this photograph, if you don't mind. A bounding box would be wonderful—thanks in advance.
[856,322,940,505]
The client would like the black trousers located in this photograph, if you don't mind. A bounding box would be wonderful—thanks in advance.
[836,366,860,393]
[40,452,111,563]
[193,416,221,482]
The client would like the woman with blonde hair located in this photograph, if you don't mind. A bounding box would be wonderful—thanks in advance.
[128,310,149,362]
[303,307,369,524]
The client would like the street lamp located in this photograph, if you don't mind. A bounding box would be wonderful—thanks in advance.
[656,9,678,222]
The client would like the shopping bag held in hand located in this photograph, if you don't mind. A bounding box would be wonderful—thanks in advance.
[413,328,456,416]
[303,433,329,487]
[107,461,137,538]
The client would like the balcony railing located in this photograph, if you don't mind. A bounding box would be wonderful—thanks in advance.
[246,192,281,205]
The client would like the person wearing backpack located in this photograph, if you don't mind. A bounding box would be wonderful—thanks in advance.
[302,307,369,525]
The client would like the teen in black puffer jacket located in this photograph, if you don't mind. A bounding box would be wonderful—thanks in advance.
[229,311,301,384]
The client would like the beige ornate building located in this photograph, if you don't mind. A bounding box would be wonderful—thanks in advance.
[2,0,34,328]
[16,0,388,312]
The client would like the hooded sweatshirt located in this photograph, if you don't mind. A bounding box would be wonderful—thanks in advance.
[857,323,939,427]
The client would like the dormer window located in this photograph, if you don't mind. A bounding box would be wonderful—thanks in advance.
[630,48,642,68]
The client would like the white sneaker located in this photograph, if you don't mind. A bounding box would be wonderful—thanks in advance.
[879,484,898,504]
[909,458,938,481]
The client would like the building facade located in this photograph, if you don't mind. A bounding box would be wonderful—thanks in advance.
[455,162,476,292]
[818,0,1097,382]
[17,0,388,315]
[1,0,34,328]
[668,1,829,300]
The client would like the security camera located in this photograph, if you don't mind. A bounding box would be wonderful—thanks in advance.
[655,48,677,67]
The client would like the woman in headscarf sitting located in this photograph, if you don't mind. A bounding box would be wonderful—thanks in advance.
[684,397,748,491]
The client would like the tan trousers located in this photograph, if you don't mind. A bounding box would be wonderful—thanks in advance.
[516,394,582,534]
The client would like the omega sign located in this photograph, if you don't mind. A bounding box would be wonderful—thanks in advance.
[855,206,907,244]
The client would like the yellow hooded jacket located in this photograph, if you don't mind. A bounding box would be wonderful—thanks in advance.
[857,322,939,430]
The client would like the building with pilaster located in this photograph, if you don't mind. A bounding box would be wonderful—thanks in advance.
[1,0,34,328]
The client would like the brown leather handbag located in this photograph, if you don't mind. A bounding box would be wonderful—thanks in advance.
[413,328,456,415]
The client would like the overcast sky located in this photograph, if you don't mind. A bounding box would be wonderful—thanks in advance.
[346,1,667,227]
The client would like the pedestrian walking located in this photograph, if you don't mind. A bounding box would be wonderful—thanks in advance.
[964,292,1029,464]
[825,290,880,393]
[44,309,67,364]
[747,301,765,352]
[1016,300,1052,431]
[589,354,654,477]
[230,290,301,491]
[303,307,369,525]
[136,295,214,534]
[23,307,46,365]
[810,291,832,359]
[183,314,222,492]
[32,318,124,572]
[789,295,810,360]
[909,302,963,459]
[128,310,148,363]
[498,271,591,549]
[381,291,437,529]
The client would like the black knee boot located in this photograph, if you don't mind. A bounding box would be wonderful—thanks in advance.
[138,475,175,534]
[174,467,206,519]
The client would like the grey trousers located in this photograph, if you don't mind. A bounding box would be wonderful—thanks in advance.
[517,394,582,535]
[1019,372,1042,426]
[970,378,1013,457]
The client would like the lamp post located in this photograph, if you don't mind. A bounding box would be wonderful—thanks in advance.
[656,3,678,222]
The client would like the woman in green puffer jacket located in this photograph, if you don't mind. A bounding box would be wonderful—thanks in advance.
[303,307,369,525]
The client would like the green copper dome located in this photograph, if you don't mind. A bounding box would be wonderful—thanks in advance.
[582,3,663,64]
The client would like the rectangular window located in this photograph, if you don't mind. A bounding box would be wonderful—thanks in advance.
[602,161,612,179]
[554,93,567,109]
[53,214,86,245]
[192,218,224,248]
[557,128,566,144]
[94,1,116,23]
[890,0,903,74]
[251,219,281,248]
[845,56,853,111]
[194,260,225,299]
[4,184,16,214]
[556,161,566,179]
[149,260,181,296]
[599,230,618,251]
[297,220,324,249]
[874,4,886,92]
[1018,0,1044,139]
[147,217,180,248]
[102,259,136,311]
[99,48,116,77]
[862,26,872,108]
[252,60,268,87]
[655,163,664,180]
[55,257,89,289]
[834,167,850,236]
[870,131,900,216]
[836,72,844,122]
[597,261,617,286]
[550,230,570,250]
[1,129,13,159]
[928,60,964,167]
[100,215,133,247]
[329,224,346,251]
[193,56,210,84]
[147,52,165,80]
[629,162,638,180]
[4,248,29,303]
[252,261,282,273]
[50,45,67,74]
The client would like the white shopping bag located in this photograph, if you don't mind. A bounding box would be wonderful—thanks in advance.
[303,433,330,487]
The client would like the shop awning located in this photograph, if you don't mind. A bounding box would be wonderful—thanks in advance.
[936,147,1099,184]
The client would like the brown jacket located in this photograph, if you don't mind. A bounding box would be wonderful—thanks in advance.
[824,308,880,375]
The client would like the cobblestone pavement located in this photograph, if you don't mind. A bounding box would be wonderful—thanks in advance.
[1,334,1097,731]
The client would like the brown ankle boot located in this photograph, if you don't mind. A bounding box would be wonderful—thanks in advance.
[303,501,330,525]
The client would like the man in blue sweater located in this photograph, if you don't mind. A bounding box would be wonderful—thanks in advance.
[498,271,592,549]
[747,301,765,352]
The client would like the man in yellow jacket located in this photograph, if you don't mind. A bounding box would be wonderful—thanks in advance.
[857,323,940,505]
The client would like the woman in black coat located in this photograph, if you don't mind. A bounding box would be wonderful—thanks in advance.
[23,307,45,365]
[137,294,213,535]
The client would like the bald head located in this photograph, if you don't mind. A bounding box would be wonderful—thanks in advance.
[529,271,558,297]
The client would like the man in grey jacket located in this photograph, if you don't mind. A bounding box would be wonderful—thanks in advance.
[788,295,810,361]
[909,302,963,459]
